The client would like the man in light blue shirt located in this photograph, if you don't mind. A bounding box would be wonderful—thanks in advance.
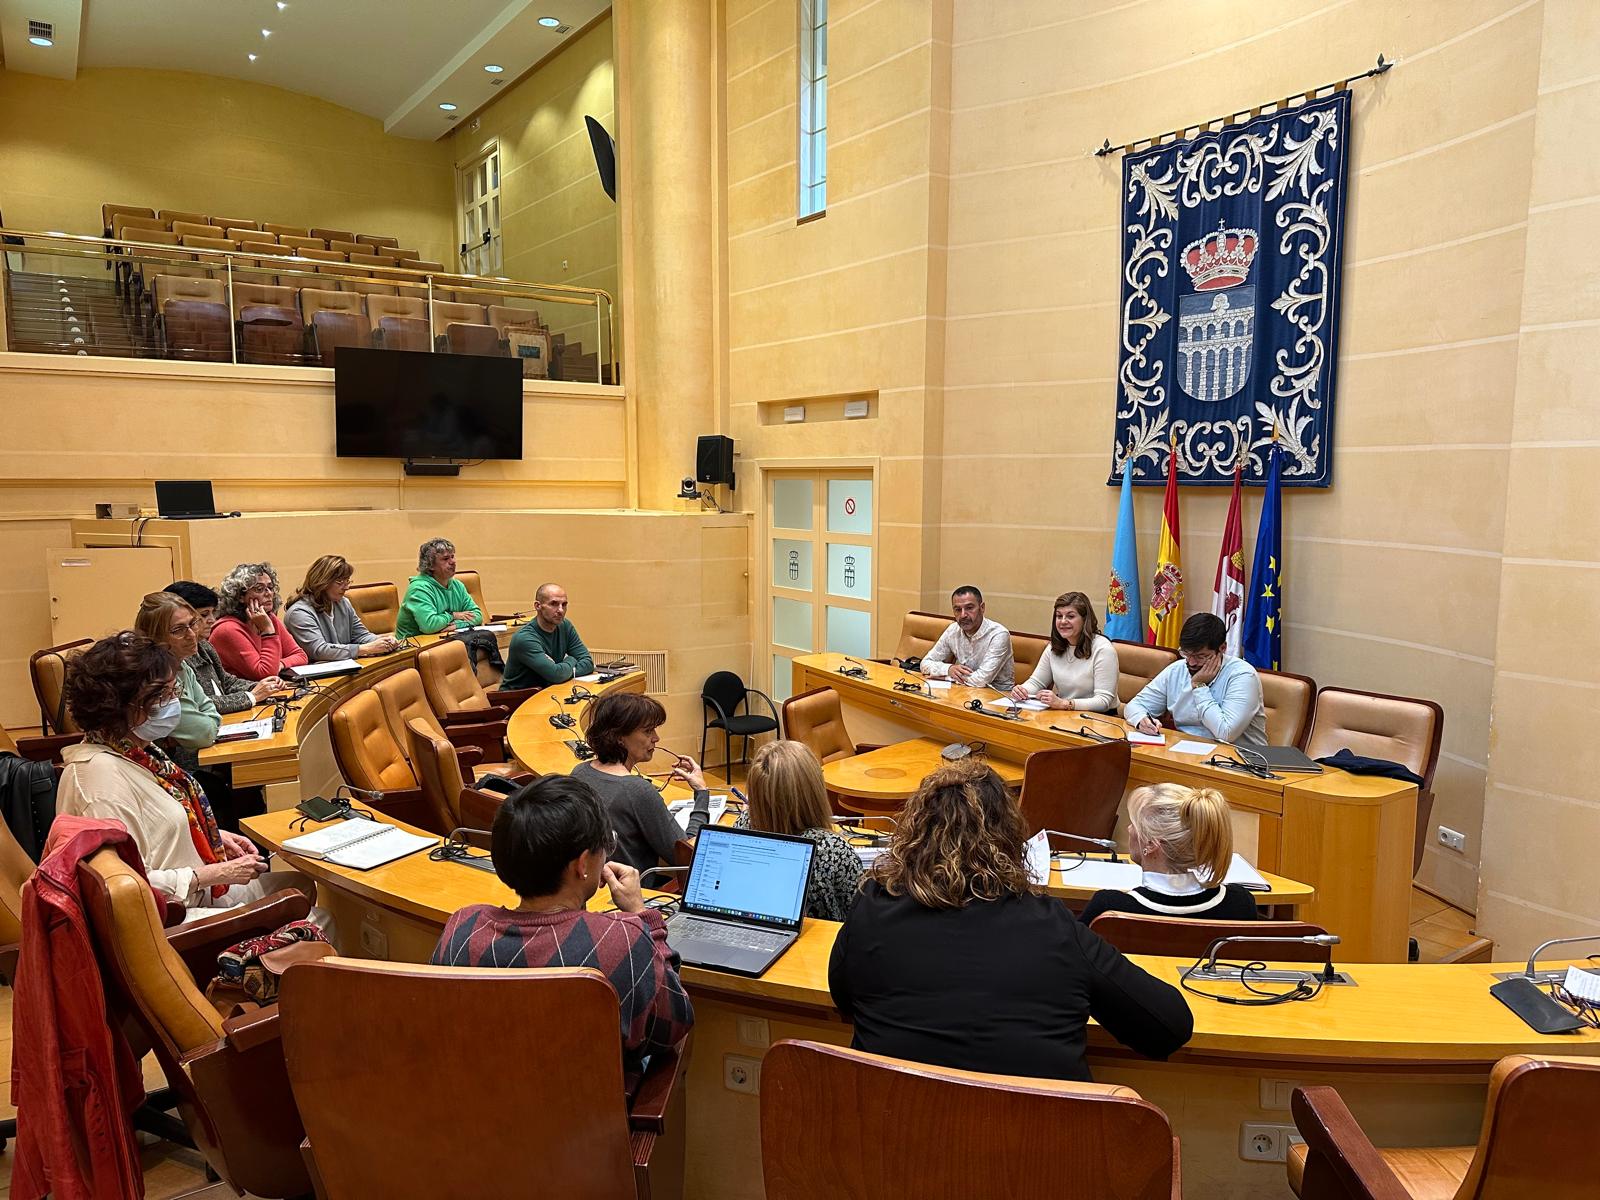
[1124,613,1268,747]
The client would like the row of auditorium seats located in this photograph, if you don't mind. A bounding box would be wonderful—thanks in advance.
[101,202,403,255]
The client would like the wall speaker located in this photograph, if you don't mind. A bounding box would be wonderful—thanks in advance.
[696,435,735,489]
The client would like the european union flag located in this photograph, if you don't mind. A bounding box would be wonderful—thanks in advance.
[1105,458,1143,642]
[1242,445,1283,670]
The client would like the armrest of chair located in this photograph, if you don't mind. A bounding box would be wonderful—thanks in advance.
[456,743,485,769]
[744,688,781,725]
[628,1042,689,1135]
[15,731,84,763]
[220,1003,284,1053]
[166,891,313,983]
[0,942,18,988]
[853,743,886,755]
[362,786,439,831]
[445,721,509,763]
[486,686,541,711]
[443,706,510,726]
[1289,1086,1410,1200]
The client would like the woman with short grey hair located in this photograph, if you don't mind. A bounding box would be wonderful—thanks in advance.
[208,561,310,681]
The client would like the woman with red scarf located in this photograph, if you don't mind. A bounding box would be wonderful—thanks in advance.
[55,632,314,919]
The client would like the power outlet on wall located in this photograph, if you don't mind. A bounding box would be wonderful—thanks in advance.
[1240,1123,1302,1162]
[1437,826,1467,853]
[724,1054,761,1095]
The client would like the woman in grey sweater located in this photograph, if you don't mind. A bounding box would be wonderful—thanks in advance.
[284,555,401,661]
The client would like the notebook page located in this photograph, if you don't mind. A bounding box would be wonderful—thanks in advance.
[326,827,437,870]
[283,818,390,858]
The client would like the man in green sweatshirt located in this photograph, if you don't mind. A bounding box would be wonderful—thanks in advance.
[502,582,594,689]
[396,538,481,639]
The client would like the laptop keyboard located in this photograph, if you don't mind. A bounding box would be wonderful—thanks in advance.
[674,916,789,952]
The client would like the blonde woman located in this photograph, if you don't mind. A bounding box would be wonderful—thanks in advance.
[737,740,862,920]
[827,758,1191,1081]
[1078,783,1258,924]
[284,554,400,661]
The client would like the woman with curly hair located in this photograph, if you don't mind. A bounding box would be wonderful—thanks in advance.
[56,632,315,918]
[827,758,1191,1081]
[208,561,309,681]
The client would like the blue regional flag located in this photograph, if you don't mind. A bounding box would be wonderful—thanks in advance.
[1105,458,1143,641]
[1242,445,1284,670]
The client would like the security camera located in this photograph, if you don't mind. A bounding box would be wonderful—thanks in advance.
[677,477,700,499]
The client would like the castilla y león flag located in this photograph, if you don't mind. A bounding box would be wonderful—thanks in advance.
[1212,460,1246,656]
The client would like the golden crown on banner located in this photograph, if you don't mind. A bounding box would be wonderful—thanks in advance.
[1180,223,1259,291]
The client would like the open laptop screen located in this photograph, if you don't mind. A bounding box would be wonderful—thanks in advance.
[155,480,216,517]
[682,826,814,931]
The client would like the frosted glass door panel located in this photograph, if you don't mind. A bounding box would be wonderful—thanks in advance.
[773,538,813,589]
[826,543,871,599]
[771,654,796,704]
[772,478,813,530]
[772,596,813,651]
[826,478,872,534]
[825,606,872,658]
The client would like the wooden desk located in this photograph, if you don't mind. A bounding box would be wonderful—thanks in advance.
[241,811,1600,1200]
[823,736,1026,806]
[794,653,1414,962]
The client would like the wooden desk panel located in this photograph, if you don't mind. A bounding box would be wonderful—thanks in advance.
[794,654,1414,962]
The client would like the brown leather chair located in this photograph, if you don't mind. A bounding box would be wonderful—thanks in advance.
[161,297,233,361]
[310,227,355,244]
[1288,1054,1600,1200]
[75,849,316,1197]
[374,313,429,350]
[310,309,369,365]
[455,568,488,618]
[356,234,400,250]
[328,240,366,257]
[372,667,508,766]
[30,638,91,736]
[367,294,426,323]
[1304,687,1444,876]
[760,1039,1180,1200]
[181,234,238,256]
[280,958,689,1199]
[262,222,310,239]
[1010,629,1050,687]
[889,610,950,663]
[445,321,505,356]
[346,580,399,635]
[212,216,258,233]
[416,638,539,725]
[328,689,432,829]
[1018,740,1131,841]
[229,281,294,319]
[1089,913,1333,962]
[405,717,473,833]
[781,687,880,816]
[280,234,327,254]
[1112,639,1180,705]
[238,303,308,366]
[170,221,225,242]
[103,202,155,235]
[1260,667,1317,748]
[159,209,211,226]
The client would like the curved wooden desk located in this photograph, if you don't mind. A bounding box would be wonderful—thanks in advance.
[794,653,1414,962]
[240,806,1599,1200]
[823,736,1027,803]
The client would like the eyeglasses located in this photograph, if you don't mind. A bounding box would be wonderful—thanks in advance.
[169,620,199,637]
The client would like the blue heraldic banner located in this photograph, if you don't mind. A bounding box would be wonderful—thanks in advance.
[1110,90,1350,488]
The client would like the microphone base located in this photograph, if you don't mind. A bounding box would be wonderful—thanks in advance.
[1180,965,1358,987]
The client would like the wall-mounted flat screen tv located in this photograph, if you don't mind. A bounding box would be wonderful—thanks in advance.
[335,347,523,460]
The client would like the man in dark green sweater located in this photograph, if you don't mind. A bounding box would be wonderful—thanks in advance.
[502,583,594,689]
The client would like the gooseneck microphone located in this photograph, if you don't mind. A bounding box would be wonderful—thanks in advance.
[1042,830,1121,861]
[1203,933,1340,976]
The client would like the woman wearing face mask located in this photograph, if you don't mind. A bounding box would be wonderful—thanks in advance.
[165,581,283,712]
[133,590,265,833]
[56,632,314,918]
[209,562,309,682]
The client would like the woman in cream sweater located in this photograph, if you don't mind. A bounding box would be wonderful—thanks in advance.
[1010,591,1119,712]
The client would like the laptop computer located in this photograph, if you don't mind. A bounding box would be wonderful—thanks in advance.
[1239,744,1324,774]
[155,480,226,519]
[665,825,816,977]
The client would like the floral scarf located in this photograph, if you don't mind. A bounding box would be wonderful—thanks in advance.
[91,733,228,898]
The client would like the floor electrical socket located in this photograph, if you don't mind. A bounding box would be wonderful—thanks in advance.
[1240,1123,1302,1162]
[724,1054,762,1095]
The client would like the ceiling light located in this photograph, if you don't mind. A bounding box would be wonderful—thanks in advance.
[438,102,458,111]
[29,35,53,46]
[483,64,504,73]
[261,28,272,37]
[277,1,288,8]
[248,53,258,62]
[538,16,561,27]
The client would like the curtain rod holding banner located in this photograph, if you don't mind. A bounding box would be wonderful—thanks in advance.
[1093,53,1392,158]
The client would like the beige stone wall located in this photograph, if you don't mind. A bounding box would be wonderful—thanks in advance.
[451,15,619,355]
[0,68,455,263]
[1477,0,1600,953]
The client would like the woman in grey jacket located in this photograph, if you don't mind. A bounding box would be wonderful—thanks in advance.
[284,555,401,661]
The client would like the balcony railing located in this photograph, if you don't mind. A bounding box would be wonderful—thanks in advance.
[0,228,617,385]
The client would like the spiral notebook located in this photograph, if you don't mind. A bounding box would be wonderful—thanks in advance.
[282,819,436,870]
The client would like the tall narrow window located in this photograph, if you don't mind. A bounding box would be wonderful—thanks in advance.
[798,0,827,218]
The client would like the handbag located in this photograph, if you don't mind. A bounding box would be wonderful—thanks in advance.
[206,918,333,1010]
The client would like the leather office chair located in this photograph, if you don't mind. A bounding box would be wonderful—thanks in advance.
[76,849,315,1198]
[701,671,780,782]
[454,568,488,619]
[760,1040,1180,1200]
[1089,913,1333,962]
[373,666,509,766]
[1018,740,1131,842]
[280,959,689,1200]
[405,717,473,834]
[1010,629,1051,688]
[328,689,433,829]
[416,638,540,724]
[1261,668,1318,748]
[888,610,950,663]
[1288,1054,1600,1199]
[1303,687,1444,876]
[1111,640,1179,705]
[346,580,399,635]
[30,637,91,737]
[780,686,883,814]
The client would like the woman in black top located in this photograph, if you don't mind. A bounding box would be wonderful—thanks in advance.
[1078,782,1260,926]
[828,758,1192,1082]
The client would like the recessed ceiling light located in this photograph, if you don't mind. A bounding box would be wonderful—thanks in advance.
[29,35,53,46]
[248,53,258,62]
[438,102,458,111]
[483,64,504,73]
[276,1,288,9]
[538,16,561,27]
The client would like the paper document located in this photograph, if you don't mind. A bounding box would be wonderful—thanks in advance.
[1125,728,1165,745]
[1563,966,1600,1004]
[220,717,276,740]
[669,795,730,832]
[282,819,435,870]
[854,846,888,869]
[987,697,1047,712]
[1024,830,1051,886]
[1055,857,1142,890]
[925,679,954,691]
[1169,739,1216,755]
[1220,854,1270,892]
[468,623,508,633]
[575,673,603,683]
[294,658,362,679]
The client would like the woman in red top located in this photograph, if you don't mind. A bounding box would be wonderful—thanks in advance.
[207,561,309,681]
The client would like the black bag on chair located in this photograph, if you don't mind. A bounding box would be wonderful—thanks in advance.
[449,627,505,673]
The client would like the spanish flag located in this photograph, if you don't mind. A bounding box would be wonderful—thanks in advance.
[1147,447,1184,647]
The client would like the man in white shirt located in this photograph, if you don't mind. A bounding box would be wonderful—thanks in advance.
[921,586,1015,691]
[1124,613,1268,747]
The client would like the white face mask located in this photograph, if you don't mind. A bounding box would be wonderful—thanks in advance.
[133,697,182,742]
